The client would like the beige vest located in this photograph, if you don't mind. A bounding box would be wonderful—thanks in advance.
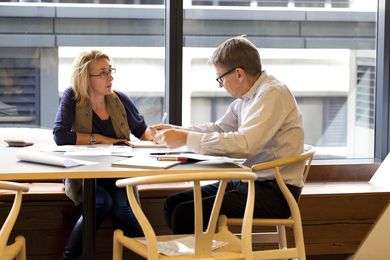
[73,92,130,139]
[66,92,131,205]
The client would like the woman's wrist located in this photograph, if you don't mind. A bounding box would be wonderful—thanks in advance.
[89,134,97,144]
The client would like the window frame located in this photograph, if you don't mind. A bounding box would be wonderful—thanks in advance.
[375,0,390,161]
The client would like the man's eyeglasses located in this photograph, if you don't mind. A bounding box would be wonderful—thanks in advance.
[90,68,116,78]
[216,67,238,84]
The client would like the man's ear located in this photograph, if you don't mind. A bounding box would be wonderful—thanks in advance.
[236,67,245,81]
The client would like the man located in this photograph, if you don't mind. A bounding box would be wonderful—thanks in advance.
[152,36,304,234]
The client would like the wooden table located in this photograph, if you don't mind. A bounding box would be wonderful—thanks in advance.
[0,143,249,259]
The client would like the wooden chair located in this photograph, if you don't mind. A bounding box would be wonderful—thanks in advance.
[0,181,29,260]
[113,171,257,260]
[218,145,315,260]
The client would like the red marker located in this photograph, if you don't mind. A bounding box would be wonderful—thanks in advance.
[157,157,188,162]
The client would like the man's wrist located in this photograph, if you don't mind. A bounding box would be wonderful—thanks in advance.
[186,131,201,153]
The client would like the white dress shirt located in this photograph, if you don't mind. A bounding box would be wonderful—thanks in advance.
[185,71,305,187]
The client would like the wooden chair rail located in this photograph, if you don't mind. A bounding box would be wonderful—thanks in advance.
[0,162,389,260]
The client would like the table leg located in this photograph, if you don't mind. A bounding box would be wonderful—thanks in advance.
[82,178,96,260]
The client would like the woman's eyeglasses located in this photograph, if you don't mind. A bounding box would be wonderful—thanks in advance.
[90,68,116,78]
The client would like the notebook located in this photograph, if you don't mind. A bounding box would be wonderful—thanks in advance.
[112,156,181,169]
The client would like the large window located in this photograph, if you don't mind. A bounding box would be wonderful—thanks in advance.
[0,0,387,161]
[182,0,377,159]
[0,1,166,127]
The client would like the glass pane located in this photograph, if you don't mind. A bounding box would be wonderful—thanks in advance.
[183,0,377,159]
[59,46,165,126]
[0,54,40,126]
[0,0,165,129]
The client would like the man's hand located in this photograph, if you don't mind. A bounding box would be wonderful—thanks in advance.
[149,123,178,132]
[153,129,188,148]
[142,126,157,141]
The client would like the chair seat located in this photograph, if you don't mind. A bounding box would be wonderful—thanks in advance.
[116,231,246,260]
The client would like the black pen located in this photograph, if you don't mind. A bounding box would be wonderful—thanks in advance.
[150,152,181,155]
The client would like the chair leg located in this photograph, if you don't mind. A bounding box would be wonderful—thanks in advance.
[293,223,306,260]
[276,225,288,260]
[277,225,287,250]
[113,229,124,260]
[15,236,26,260]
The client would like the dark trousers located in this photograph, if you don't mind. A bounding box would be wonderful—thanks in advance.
[61,179,142,260]
[164,180,302,234]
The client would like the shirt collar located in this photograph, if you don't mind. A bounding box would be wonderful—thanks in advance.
[241,70,266,101]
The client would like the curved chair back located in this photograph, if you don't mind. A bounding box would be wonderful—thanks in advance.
[251,144,315,198]
[114,171,257,260]
[0,181,29,260]
[220,145,315,260]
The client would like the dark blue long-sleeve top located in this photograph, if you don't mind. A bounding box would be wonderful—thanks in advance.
[53,87,147,145]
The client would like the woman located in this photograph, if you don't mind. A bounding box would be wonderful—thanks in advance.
[53,50,154,259]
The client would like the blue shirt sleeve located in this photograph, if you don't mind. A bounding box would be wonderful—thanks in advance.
[53,87,77,145]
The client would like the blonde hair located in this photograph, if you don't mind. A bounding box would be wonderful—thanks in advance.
[70,50,111,105]
[209,36,262,76]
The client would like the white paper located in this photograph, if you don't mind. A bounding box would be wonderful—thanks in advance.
[179,153,243,162]
[41,144,112,152]
[16,149,96,167]
[42,144,133,156]
[138,236,227,256]
[112,156,182,169]
[128,140,167,148]
[64,149,113,156]
[113,146,190,157]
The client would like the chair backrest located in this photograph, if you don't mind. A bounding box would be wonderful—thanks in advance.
[251,145,315,217]
[251,144,315,184]
[116,171,257,259]
[0,181,29,259]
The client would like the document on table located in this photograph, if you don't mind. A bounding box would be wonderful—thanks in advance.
[127,140,167,148]
[112,156,182,169]
[152,153,245,164]
[16,149,97,168]
[40,144,133,156]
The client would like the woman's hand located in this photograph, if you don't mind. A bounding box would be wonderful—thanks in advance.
[97,134,127,145]
[76,133,127,145]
